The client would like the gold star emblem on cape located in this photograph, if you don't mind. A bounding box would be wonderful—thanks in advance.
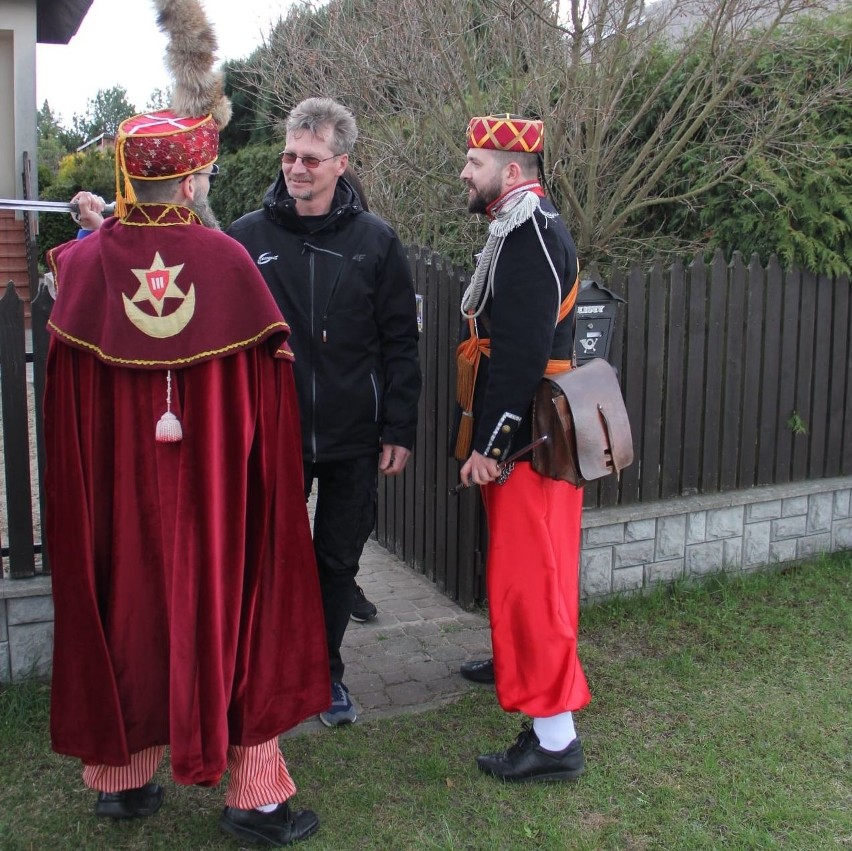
[122,251,196,338]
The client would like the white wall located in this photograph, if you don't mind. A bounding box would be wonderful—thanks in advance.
[0,0,38,199]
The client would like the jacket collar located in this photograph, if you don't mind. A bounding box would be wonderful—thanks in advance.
[263,174,362,233]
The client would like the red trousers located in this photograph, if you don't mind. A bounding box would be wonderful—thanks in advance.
[481,463,591,717]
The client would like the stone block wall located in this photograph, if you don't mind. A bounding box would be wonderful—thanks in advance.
[0,576,53,684]
[581,476,852,600]
[2,477,850,683]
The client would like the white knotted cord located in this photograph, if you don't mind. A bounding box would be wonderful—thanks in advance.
[460,188,541,320]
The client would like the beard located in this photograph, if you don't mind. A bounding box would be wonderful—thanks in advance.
[285,178,314,202]
[466,176,502,215]
[190,196,221,230]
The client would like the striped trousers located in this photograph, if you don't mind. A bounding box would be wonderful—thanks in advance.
[82,738,296,809]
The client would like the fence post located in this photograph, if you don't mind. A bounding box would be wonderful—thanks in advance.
[30,281,54,572]
[0,281,36,577]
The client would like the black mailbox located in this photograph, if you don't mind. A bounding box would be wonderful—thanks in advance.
[574,278,626,364]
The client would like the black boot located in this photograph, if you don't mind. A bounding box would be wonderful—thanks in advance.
[219,801,319,846]
[459,658,495,684]
[94,783,164,818]
[477,724,585,782]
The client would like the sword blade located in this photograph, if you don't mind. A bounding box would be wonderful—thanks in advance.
[0,198,73,213]
[0,198,116,215]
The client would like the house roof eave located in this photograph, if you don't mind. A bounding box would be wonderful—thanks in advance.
[37,0,95,45]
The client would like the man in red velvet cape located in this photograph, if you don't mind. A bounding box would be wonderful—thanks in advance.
[44,107,328,847]
[453,115,591,784]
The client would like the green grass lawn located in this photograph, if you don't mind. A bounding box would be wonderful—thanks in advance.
[2,554,850,850]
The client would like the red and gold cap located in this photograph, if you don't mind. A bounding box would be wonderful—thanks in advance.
[466,114,544,153]
[114,110,219,216]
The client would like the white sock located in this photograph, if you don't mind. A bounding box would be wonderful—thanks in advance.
[533,711,577,752]
[255,802,279,813]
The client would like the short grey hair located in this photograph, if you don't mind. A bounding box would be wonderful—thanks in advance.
[286,97,358,155]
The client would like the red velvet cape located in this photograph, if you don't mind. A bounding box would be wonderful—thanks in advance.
[47,205,292,368]
[44,207,330,785]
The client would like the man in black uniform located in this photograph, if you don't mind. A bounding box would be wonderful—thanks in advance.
[454,114,591,782]
[227,98,421,727]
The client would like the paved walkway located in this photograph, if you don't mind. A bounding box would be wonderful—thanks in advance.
[289,535,493,735]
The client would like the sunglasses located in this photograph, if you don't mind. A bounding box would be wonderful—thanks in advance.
[180,163,220,185]
[197,163,220,184]
[280,152,340,169]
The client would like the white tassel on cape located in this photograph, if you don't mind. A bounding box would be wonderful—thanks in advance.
[155,370,183,442]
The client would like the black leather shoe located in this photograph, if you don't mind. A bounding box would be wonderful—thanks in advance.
[477,725,585,782]
[219,801,319,846]
[94,783,164,818]
[459,658,495,684]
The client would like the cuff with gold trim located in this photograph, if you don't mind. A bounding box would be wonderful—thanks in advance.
[481,411,522,460]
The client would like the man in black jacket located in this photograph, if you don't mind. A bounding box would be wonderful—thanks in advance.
[227,98,421,728]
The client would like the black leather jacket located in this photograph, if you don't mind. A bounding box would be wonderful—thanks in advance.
[227,176,421,462]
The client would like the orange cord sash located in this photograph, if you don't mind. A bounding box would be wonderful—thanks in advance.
[454,277,578,460]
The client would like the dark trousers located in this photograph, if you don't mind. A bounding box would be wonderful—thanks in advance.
[304,455,378,683]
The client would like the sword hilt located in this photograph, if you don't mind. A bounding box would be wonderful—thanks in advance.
[70,201,116,216]
[449,434,549,495]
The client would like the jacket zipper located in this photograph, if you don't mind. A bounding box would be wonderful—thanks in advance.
[307,246,318,460]
[370,372,379,422]
[302,241,345,460]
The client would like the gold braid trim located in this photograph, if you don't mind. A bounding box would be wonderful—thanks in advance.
[47,320,293,367]
[120,204,202,226]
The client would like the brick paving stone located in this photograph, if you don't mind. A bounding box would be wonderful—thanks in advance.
[454,612,490,627]
[356,690,391,710]
[407,660,451,682]
[355,641,395,658]
[377,597,419,614]
[413,605,464,620]
[343,671,385,693]
[378,668,411,686]
[430,677,470,697]
[385,681,434,707]
[379,635,423,655]
[362,652,427,675]
[394,611,430,624]
[341,627,384,647]
[398,620,444,637]
[421,645,469,664]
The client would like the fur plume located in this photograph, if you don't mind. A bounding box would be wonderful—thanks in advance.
[153,0,232,128]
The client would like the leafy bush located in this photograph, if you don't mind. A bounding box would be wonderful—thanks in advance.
[36,149,115,267]
[210,142,281,229]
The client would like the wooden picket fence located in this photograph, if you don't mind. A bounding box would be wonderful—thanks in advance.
[376,249,852,604]
[2,248,851,605]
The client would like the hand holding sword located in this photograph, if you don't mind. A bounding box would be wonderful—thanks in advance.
[449,434,549,495]
[68,192,110,230]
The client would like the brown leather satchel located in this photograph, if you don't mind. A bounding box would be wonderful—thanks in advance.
[531,357,633,485]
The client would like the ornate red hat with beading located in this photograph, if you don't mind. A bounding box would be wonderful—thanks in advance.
[117,111,219,180]
[466,114,544,153]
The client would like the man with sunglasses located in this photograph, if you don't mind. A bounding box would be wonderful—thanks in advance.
[227,97,421,729]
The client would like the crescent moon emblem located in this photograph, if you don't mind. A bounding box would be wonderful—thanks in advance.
[122,284,196,338]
